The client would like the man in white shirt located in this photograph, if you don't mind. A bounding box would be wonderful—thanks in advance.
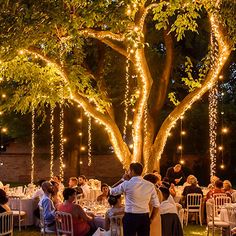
[78,175,90,198]
[111,162,160,236]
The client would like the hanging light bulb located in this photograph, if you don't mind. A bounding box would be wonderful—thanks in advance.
[220,163,225,169]
[222,127,228,134]
[180,159,185,165]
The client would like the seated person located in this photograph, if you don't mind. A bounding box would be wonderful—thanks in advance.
[78,175,90,198]
[183,175,198,188]
[162,177,176,198]
[207,175,219,190]
[38,181,56,231]
[181,176,203,207]
[97,183,110,203]
[105,195,124,231]
[58,188,94,236]
[32,179,46,200]
[68,177,83,195]
[50,181,63,208]
[159,187,177,215]
[51,175,64,192]
[0,189,11,213]
[206,179,231,201]
[153,170,162,187]
[223,180,235,195]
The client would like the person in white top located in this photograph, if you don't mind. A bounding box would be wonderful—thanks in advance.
[111,162,160,236]
[159,187,177,215]
[78,175,90,198]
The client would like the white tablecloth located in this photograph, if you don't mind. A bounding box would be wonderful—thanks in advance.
[9,198,35,226]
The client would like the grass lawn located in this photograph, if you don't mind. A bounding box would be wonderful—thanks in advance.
[13,224,222,236]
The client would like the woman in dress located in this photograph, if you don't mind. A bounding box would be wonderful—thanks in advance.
[96,183,110,203]
[58,188,94,236]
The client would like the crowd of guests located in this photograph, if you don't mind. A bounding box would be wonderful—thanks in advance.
[0,163,235,236]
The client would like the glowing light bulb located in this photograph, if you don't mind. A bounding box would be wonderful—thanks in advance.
[79,132,82,136]
[79,161,83,165]
[63,138,67,142]
[222,127,228,133]
[180,159,185,165]
[128,121,132,125]
[2,94,6,98]
[129,144,133,149]
[127,9,131,15]
[181,131,186,135]
[168,133,172,137]
[218,146,223,151]
[62,164,66,168]
[77,118,82,123]
[220,164,225,169]
[219,75,223,80]
[178,145,183,150]
[1,127,7,133]
[0,111,3,115]
[81,146,86,151]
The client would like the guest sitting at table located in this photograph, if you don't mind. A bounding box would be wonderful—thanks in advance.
[206,179,231,201]
[104,194,124,231]
[78,175,90,198]
[0,189,11,213]
[207,175,219,190]
[58,187,94,236]
[181,176,203,207]
[39,181,56,231]
[162,177,176,198]
[223,180,235,194]
[52,175,64,192]
[50,181,63,208]
[68,177,83,195]
[183,175,197,188]
[166,164,185,186]
[97,183,110,203]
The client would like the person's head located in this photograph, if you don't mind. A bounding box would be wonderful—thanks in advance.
[50,181,59,194]
[41,181,54,195]
[189,176,198,186]
[215,179,223,189]
[174,164,182,173]
[37,179,47,187]
[63,188,77,202]
[128,162,143,177]
[52,175,61,183]
[69,177,78,188]
[210,175,219,186]
[0,189,8,205]
[143,173,158,185]
[101,183,110,196]
[78,175,87,186]
[108,194,122,206]
[223,180,232,191]
[160,187,170,200]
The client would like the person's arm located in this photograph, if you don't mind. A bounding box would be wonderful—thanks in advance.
[150,207,159,223]
[74,204,94,221]
[42,198,55,221]
[110,181,126,196]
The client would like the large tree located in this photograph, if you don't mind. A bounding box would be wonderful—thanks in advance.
[0,0,235,172]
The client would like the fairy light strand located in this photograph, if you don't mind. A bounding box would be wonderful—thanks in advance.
[50,107,54,178]
[30,108,35,184]
[59,106,64,178]
[88,115,92,166]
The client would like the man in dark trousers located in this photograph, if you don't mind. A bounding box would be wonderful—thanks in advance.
[166,164,185,185]
[110,162,160,236]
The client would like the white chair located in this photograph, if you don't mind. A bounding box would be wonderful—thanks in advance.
[39,206,55,235]
[0,211,13,236]
[110,215,123,236]
[226,205,236,230]
[214,196,231,218]
[207,199,231,236]
[55,211,73,236]
[185,193,202,226]
[8,196,26,231]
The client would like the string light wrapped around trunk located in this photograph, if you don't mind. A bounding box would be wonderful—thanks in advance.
[88,115,92,166]
[59,106,64,178]
[31,108,35,184]
[50,106,54,178]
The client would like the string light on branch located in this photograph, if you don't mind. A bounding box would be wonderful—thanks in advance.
[88,115,92,166]
[30,108,35,184]
[59,106,65,179]
[50,107,54,178]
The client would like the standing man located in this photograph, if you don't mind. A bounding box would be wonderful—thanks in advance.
[166,164,185,185]
[110,162,160,236]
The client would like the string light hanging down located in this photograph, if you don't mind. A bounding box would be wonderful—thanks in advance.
[59,106,65,178]
[31,108,35,184]
[209,83,218,177]
[88,115,92,166]
[50,106,54,178]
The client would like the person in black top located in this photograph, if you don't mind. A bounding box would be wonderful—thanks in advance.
[0,189,10,213]
[166,164,185,185]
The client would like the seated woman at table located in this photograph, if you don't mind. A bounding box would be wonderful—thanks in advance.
[0,189,11,213]
[50,181,63,208]
[223,180,235,194]
[104,194,124,231]
[58,188,94,236]
[181,176,203,207]
[97,183,110,203]
[207,175,219,190]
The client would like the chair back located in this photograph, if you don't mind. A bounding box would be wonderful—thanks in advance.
[55,211,73,236]
[212,193,227,198]
[0,211,13,236]
[226,205,236,228]
[8,196,22,213]
[187,194,202,209]
[110,215,123,236]
[39,206,46,231]
[214,196,231,216]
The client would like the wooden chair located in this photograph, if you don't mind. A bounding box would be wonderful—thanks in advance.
[8,196,26,231]
[0,211,13,236]
[55,211,73,236]
[110,215,124,236]
[185,193,202,226]
[39,206,55,236]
